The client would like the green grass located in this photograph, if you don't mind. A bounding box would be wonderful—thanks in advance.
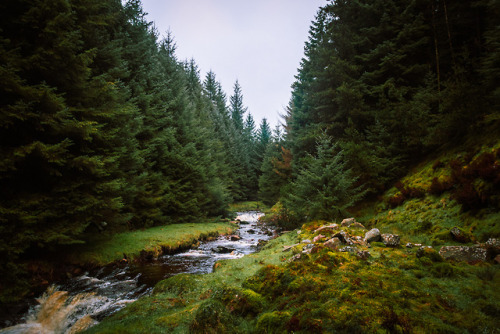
[85,221,499,333]
[64,222,237,266]
[84,231,296,333]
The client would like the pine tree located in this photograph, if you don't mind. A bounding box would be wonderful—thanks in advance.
[229,80,247,131]
[282,134,365,221]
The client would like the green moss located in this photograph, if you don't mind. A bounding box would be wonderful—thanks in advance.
[213,286,266,316]
[431,263,455,278]
[189,299,236,334]
[255,311,291,334]
[153,273,201,295]
[84,204,500,334]
[64,221,236,266]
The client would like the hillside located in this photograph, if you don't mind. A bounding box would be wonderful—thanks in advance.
[85,132,499,333]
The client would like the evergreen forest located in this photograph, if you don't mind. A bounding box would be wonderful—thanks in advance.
[1,0,499,332]
[0,0,271,300]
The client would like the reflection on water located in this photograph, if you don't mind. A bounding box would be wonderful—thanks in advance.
[1,212,270,334]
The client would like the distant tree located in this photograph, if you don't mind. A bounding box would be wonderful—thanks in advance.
[258,126,291,205]
[229,80,247,131]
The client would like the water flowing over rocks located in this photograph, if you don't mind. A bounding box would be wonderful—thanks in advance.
[1,211,272,334]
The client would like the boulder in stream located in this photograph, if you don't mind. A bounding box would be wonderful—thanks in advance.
[213,246,234,254]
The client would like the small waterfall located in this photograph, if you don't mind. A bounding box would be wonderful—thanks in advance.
[1,211,271,333]
[0,286,103,333]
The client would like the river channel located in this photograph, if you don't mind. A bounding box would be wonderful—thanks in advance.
[1,211,271,334]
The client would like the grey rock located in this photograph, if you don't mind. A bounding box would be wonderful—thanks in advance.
[484,238,500,256]
[302,239,312,244]
[333,230,353,245]
[339,246,357,253]
[406,243,414,248]
[381,234,400,247]
[214,246,234,254]
[450,227,469,243]
[439,246,487,263]
[356,250,371,260]
[341,218,356,227]
[302,243,315,254]
[324,237,342,250]
[351,222,366,229]
[364,228,381,243]
[314,224,339,233]
[313,234,326,243]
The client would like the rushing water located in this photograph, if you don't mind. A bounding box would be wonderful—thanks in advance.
[1,212,271,334]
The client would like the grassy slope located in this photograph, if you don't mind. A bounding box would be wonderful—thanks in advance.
[64,221,236,266]
[356,127,500,245]
[85,222,499,333]
[84,232,296,333]
[84,134,500,333]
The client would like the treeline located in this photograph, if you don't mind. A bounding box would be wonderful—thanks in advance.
[0,0,271,299]
[258,0,499,224]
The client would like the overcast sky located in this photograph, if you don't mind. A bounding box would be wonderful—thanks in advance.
[141,0,324,128]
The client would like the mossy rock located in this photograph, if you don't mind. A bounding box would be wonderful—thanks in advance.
[189,299,236,334]
[153,273,200,295]
[255,311,291,334]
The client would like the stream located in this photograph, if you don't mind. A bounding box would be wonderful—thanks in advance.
[1,212,271,334]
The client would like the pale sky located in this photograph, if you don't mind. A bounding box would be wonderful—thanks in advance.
[141,0,325,128]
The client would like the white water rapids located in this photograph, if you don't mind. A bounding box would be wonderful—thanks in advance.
[1,212,270,334]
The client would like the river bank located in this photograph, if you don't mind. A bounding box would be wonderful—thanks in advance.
[1,212,274,333]
[0,220,237,330]
[85,217,499,333]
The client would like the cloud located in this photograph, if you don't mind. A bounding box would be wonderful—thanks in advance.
[142,0,324,127]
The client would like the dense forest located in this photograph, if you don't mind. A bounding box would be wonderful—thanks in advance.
[0,0,274,300]
[1,0,499,316]
[258,0,500,224]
